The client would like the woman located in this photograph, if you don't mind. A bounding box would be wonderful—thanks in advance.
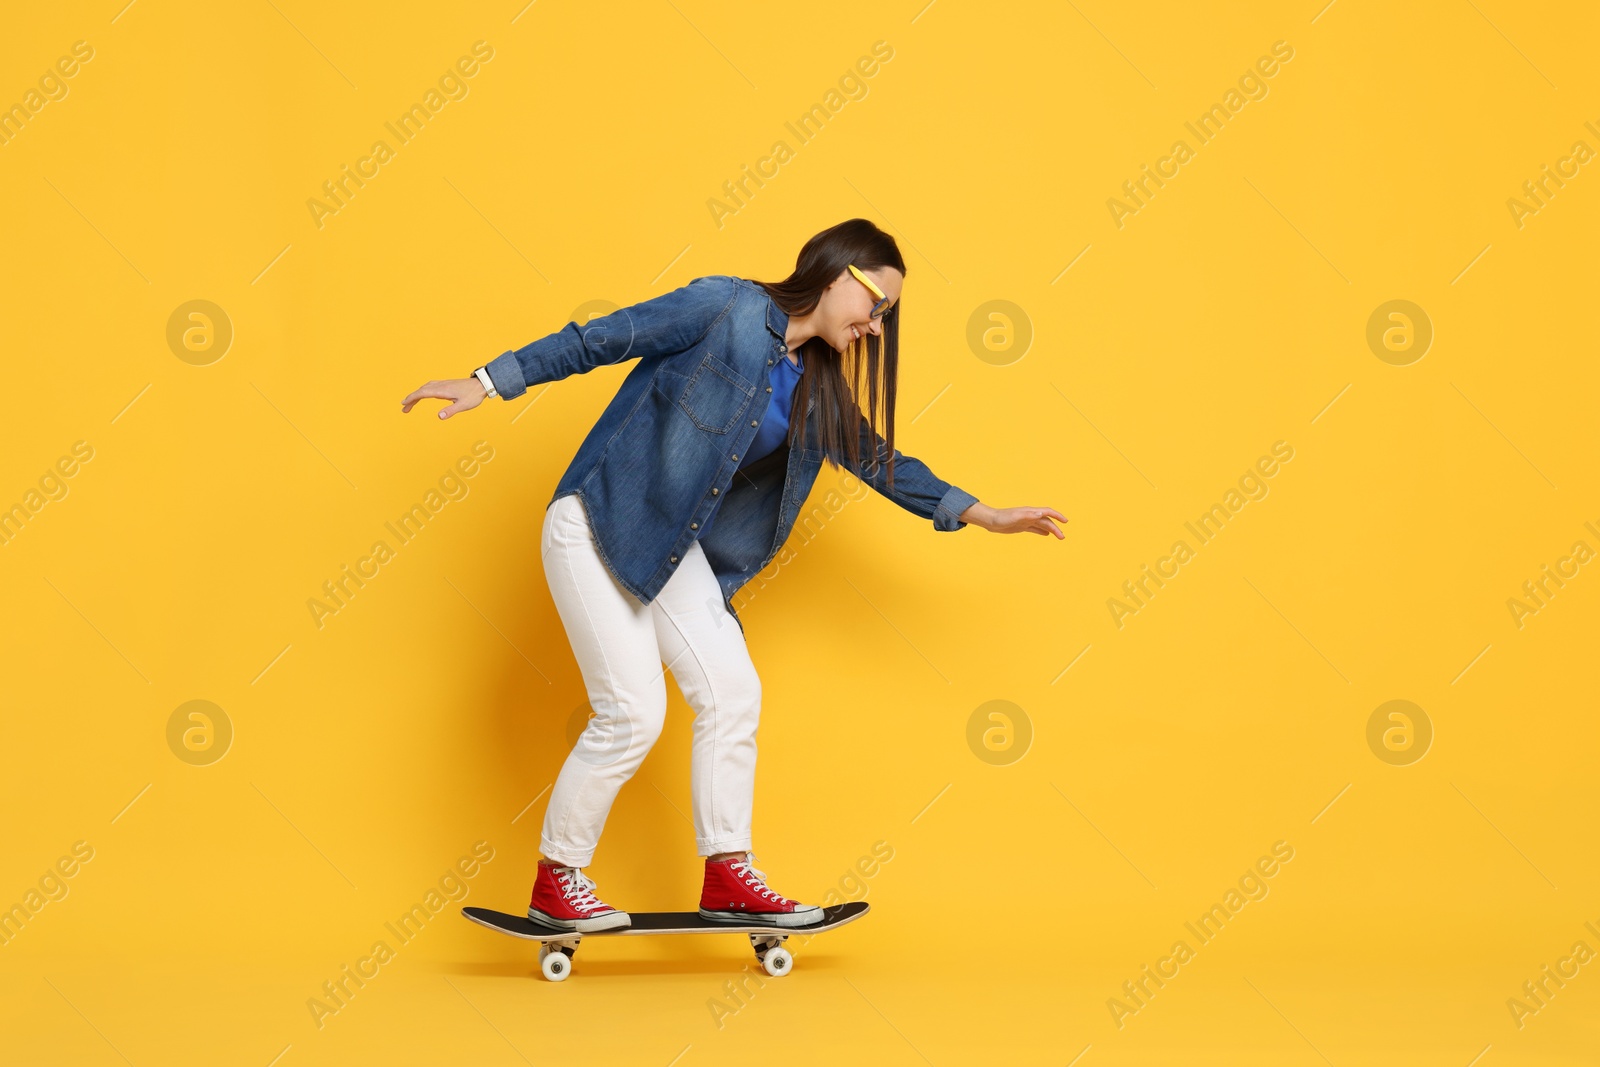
[401,218,1065,932]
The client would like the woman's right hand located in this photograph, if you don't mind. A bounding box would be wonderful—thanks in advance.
[401,377,488,420]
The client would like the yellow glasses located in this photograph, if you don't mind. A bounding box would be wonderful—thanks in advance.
[847,264,892,319]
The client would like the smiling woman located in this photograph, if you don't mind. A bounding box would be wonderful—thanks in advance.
[399,215,1065,952]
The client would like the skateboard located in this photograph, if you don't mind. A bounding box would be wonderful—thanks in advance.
[461,901,870,982]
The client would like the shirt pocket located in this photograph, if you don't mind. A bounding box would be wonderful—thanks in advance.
[677,351,756,434]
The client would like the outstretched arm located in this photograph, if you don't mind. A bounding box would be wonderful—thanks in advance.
[483,275,737,400]
[853,414,1066,537]
[400,275,738,419]
[851,411,978,531]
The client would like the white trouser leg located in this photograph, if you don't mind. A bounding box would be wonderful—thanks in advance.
[537,494,761,866]
[649,538,761,857]
[538,494,669,868]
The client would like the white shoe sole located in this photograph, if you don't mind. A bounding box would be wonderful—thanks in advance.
[699,905,824,927]
[528,907,632,932]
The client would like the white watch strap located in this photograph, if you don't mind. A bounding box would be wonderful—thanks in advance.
[474,366,498,398]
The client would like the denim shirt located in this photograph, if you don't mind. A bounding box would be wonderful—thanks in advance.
[484,275,980,636]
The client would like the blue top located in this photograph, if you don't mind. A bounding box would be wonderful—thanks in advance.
[696,348,805,541]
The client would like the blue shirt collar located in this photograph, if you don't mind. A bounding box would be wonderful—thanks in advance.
[748,283,800,371]
[757,284,802,371]
[764,292,788,343]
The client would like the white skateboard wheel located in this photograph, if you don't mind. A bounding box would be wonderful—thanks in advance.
[541,946,572,982]
[760,947,792,977]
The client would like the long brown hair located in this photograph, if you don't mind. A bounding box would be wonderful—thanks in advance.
[750,218,907,490]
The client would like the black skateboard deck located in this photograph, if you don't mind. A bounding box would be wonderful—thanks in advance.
[462,901,869,981]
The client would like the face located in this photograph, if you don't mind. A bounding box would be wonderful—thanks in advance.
[822,266,902,352]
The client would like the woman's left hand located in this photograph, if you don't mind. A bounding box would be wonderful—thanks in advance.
[963,504,1068,538]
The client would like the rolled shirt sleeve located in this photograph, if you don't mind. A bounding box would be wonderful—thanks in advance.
[484,275,737,400]
[853,412,979,531]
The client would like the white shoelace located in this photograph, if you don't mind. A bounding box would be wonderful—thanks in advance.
[730,853,791,905]
[556,868,608,914]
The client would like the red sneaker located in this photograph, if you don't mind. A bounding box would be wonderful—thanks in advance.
[527,860,630,932]
[700,852,823,927]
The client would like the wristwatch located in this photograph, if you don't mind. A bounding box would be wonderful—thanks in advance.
[472,366,498,399]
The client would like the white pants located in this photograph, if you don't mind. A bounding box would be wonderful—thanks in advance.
[539,492,761,867]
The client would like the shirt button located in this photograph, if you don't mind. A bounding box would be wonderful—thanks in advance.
[765,386,773,393]
[711,487,719,495]
[671,555,679,563]
[778,344,787,352]
[691,522,698,529]
[750,420,758,427]
[731,453,739,460]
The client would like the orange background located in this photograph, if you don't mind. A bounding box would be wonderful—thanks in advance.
[2,1,1597,1064]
